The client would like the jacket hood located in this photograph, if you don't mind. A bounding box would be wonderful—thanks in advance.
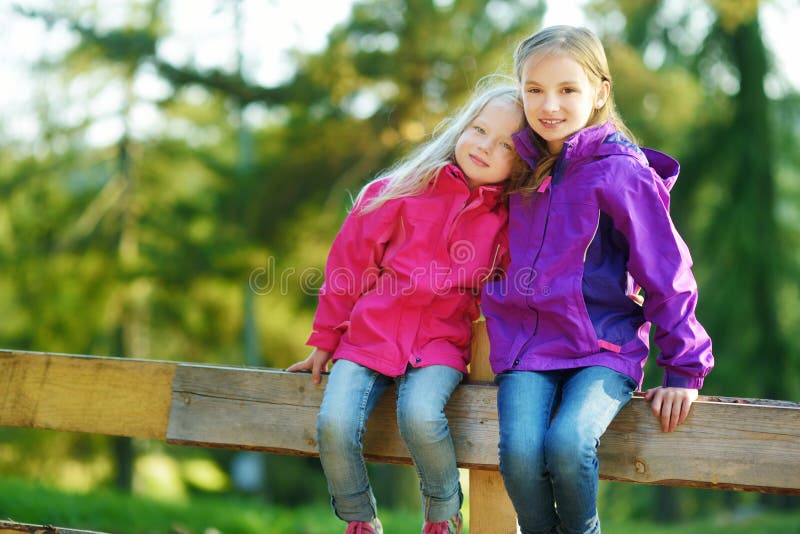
[641,147,680,192]
[511,122,680,191]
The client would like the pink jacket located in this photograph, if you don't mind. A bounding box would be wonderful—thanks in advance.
[307,164,509,376]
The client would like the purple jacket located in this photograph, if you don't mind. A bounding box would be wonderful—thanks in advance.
[481,122,714,389]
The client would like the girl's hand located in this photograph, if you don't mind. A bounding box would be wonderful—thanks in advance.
[643,386,698,433]
[285,348,333,384]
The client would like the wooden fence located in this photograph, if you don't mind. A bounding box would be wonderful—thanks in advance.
[1,323,799,533]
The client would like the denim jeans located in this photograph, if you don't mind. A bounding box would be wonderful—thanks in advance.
[317,359,464,523]
[496,366,636,534]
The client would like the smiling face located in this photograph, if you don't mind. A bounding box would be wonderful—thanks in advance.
[520,52,609,154]
[454,97,524,188]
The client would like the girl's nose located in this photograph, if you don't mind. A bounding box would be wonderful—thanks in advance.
[478,136,494,153]
[543,94,559,112]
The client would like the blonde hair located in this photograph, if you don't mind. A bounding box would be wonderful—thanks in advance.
[511,25,636,192]
[356,80,527,213]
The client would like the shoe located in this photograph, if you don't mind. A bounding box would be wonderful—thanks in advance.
[422,511,462,534]
[345,518,383,534]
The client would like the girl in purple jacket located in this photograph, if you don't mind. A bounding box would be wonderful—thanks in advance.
[288,83,527,534]
[480,26,714,533]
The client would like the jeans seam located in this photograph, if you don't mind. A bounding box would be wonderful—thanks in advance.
[396,365,462,523]
[356,369,380,520]
[356,370,380,443]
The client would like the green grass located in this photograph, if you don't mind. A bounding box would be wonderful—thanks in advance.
[0,477,798,533]
[0,477,420,533]
[603,513,800,534]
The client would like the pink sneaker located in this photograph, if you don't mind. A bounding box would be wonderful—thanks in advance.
[422,511,463,534]
[345,518,383,534]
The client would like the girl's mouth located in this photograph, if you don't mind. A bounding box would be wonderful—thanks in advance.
[469,154,488,167]
[540,118,562,127]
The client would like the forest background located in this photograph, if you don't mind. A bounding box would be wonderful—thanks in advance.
[0,0,798,532]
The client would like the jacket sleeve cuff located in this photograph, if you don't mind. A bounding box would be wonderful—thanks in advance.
[662,371,704,390]
[306,330,341,353]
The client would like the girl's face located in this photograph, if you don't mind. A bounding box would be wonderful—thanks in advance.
[520,52,609,153]
[455,98,523,188]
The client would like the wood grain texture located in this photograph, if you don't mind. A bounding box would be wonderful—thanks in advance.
[1,349,798,495]
[602,393,800,492]
[0,350,175,439]
[166,363,500,468]
[166,365,800,493]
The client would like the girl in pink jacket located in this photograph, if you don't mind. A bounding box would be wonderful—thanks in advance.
[288,83,526,534]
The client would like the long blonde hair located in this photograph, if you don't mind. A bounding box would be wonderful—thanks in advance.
[511,25,636,192]
[356,80,526,213]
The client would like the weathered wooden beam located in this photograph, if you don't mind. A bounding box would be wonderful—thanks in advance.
[166,363,800,494]
[0,350,175,439]
[166,363,500,468]
[602,394,800,493]
[1,349,799,495]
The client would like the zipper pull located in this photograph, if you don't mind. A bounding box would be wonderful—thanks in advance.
[537,175,552,193]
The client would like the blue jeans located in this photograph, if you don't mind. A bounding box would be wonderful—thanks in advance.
[317,359,464,523]
[496,366,636,534]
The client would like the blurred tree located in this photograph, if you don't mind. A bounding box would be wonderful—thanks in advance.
[10,0,260,491]
[13,0,263,362]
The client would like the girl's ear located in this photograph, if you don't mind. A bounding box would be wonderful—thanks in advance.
[595,80,611,109]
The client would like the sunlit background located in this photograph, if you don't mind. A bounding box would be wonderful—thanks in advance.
[0,1,798,532]
[2,1,798,144]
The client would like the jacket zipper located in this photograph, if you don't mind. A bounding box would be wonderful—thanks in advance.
[447,187,479,243]
[512,148,568,367]
[447,199,470,243]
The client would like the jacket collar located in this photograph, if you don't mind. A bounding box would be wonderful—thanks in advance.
[441,163,505,205]
[512,121,623,164]
[511,122,679,190]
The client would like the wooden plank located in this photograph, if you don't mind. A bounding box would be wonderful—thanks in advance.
[0,350,175,439]
[167,363,800,494]
[166,363,500,468]
[602,393,800,493]
[467,323,518,534]
[1,349,798,495]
